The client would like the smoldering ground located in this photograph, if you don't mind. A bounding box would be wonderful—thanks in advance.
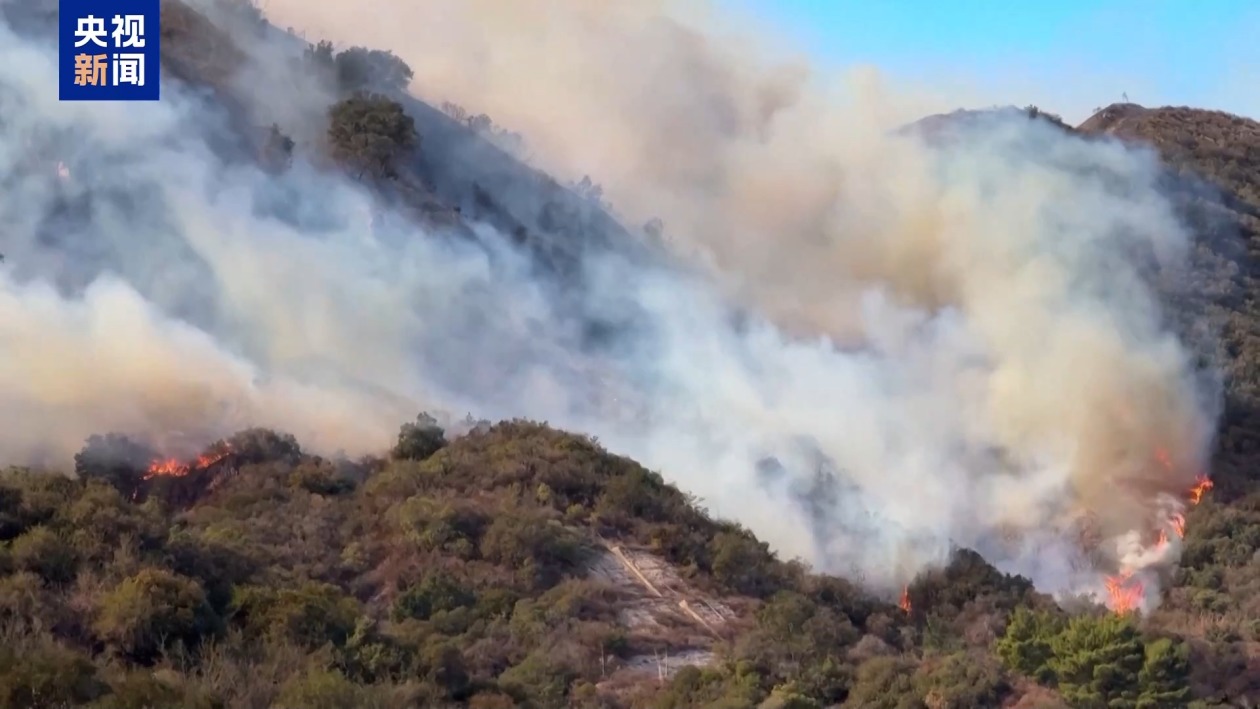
[0,0,1223,605]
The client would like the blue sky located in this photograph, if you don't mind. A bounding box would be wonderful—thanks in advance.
[737,0,1260,123]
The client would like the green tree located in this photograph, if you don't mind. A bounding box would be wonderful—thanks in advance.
[1136,638,1192,708]
[230,582,360,649]
[710,529,781,597]
[0,638,106,709]
[392,412,447,461]
[227,427,302,464]
[479,512,583,590]
[333,46,414,94]
[843,656,923,709]
[62,481,165,562]
[761,684,824,709]
[996,607,1065,683]
[327,93,417,180]
[337,617,411,683]
[94,568,218,662]
[392,572,476,621]
[913,651,1008,709]
[1047,614,1145,709]
[11,526,78,585]
[498,649,576,708]
[93,671,198,709]
[274,668,363,709]
[417,639,471,700]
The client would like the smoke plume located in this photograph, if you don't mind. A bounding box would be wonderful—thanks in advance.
[0,0,1220,608]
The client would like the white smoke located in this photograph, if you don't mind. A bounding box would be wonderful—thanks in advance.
[0,0,1221,606]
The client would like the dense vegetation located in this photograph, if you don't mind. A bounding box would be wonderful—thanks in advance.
[2,415,1252,708]
[4,0,1260,706]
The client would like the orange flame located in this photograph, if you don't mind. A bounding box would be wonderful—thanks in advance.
[1104,573,1143,614]
[1187,475,1213,505]
[898,586,911,613]
[143,445,231,480]
[1155,528,1168,551]
[1169,512,1185,539]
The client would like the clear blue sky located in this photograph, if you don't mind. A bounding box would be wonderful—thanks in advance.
[737,0,1260,123]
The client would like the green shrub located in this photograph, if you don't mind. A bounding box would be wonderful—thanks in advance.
[93,568,218,662]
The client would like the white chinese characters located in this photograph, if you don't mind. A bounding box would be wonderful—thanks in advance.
[70,13,148,88]
[73,15,108,48]
[111,15,146,48]
[113,54,145,87]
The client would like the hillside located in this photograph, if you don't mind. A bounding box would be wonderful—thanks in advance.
[3,1,1260,708]
[1076,104,1260,503]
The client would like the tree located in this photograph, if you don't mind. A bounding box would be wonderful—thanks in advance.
[392,412,447,461]
[1136,638,1191,708]
[392,572,475,622]
[333,47,414,95]
[11,526,78,585]
[996,607,1064,683]
[1047,614,1145,709]
[327,93,417,180]
[227,427,302,464]
[229,582,360,649]
[73,433,155,496]
[274,668,364,709]
[571,175,604,204]
[303,39,335,75]
[93,568,218,663]
[913,652,1008,709]
[467,113,493,134]
[710,530,781,597]
[441,101,468,122]
[497,650,575,707]
[0,639,106,708]
[843,656,922,709]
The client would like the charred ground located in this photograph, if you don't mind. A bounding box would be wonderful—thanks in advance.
[2,1,1260,708]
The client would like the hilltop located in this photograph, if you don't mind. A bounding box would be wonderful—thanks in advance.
[2,1,1260,708]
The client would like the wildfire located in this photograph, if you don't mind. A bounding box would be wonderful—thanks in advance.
[1169,512,1186,539]
[1101,452,1215,616]
[1187,475,1213,505]
[1103,573,1143,614]
[899,586,911,613]
[143,445,231,480]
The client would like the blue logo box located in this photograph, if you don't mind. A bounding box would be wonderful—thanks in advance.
[59,0,161,101]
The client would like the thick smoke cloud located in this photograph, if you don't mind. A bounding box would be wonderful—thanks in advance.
[0,0,1219,608]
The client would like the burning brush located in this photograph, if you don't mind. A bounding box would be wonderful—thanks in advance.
[129,442,235,504]
[1100,468,1213,614]
[144,443,233,480]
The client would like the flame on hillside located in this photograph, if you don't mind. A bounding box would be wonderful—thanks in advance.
[899,586,911,614]
[1104,572,1143,614]
[1188,475,1213,505]
[1100,451,1213,614]
[143,444,232,480]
